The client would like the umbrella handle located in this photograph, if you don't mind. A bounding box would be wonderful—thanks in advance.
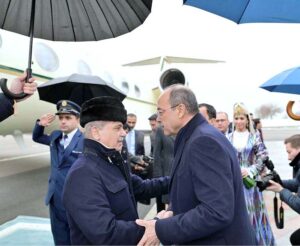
[0,68,32,100]
[286,101,300,121]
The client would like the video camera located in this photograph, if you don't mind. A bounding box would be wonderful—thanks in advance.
[131,155,153,168]
[256,157,283,192]
[130,155,153,179]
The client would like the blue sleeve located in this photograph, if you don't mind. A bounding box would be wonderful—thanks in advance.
[0,93,14,122]
[132,174,169,200]
[280,188,300,214]
[32,121,51,145]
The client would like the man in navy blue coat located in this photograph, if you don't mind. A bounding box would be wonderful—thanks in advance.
[0,73,36,122]
[62,96,170,245]
[32,100,84,245]
[137,85,257,245]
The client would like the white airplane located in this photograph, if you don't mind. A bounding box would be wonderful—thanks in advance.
[0,30,222,148]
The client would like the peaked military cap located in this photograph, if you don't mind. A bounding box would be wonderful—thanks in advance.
[56,100,81,116]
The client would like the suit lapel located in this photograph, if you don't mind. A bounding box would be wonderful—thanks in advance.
[169,114,205,187]
[169,137,187,187]
[60,129,81,165]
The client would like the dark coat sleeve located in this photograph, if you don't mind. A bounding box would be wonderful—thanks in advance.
[0,94,14,122]
[131,174,170,200]
[280,172,300,213]
[32,121,51,145]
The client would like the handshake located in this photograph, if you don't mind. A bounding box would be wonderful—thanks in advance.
[136,209,173,246]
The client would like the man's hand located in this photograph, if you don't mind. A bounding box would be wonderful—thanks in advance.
[265,180,283,193]
[136,219,160,246]
[156,209,173,219]
[39,113,56,127]
[9,72,37,101]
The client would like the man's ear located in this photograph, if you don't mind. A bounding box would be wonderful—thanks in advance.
[91,126,100,141]
[177,104,185,119]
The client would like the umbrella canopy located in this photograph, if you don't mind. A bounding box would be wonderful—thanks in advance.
[37,73,126,106]
[260,67,300,95]
[0,0,152,99]
[0,0,152,41]
[183,0,300,24]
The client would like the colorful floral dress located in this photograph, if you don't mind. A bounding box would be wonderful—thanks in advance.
[228,130,276,245]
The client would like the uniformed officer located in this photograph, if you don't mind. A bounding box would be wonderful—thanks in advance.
[32,100,84,245]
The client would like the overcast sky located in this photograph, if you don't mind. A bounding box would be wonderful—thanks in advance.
[86,0,300,119]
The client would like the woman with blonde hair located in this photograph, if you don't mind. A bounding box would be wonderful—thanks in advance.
[228,102,275,245]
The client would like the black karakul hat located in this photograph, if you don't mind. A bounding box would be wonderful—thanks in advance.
[56,100,81,116]
[80,96,127,127]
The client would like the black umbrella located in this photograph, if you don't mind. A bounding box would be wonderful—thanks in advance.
[0,0,152,99]
[37,73,126,106]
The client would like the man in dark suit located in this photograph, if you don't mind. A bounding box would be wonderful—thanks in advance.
[153,125,174,212]
[137,85,256,245]
[148,113,158,156]
[126,113,145,156]
[32,100,84,245]
[62,96,170,245]
[0,72,37,122]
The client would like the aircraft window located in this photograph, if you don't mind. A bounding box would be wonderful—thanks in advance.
[34,42,59,72]
[0,34,2,48]
[77,60,92,75]
[134,85,141,98]
[121,81,129,94]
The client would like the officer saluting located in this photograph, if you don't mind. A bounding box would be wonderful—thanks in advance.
[32,100,84,246]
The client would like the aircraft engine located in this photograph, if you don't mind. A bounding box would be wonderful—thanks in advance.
[160,68,185,90]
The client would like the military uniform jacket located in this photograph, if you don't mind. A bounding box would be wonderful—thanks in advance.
[32,122,84,207]
[62,139,169,245]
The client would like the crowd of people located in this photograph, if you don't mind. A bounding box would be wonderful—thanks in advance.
[1,73,300,245]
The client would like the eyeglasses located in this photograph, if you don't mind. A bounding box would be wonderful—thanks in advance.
[157,105,178,117]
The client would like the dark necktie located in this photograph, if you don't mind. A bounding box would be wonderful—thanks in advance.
[63,134,68,149]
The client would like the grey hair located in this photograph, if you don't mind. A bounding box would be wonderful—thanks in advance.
[217,111,229,119]
[168,84,199,114]
[84,121,107,138]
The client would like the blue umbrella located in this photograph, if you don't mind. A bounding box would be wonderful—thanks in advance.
[183,0,300,23]
[260,67,300,95]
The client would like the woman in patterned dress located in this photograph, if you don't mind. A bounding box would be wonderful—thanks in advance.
[228,103,275,245]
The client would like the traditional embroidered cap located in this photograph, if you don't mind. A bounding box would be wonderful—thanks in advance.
[80,96,127,127]
[233,102,255,133]
[233,102,249,116]
[56,100,81,116]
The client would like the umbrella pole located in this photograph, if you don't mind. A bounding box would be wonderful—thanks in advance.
[0,0,36,100]
[27,0,36,81]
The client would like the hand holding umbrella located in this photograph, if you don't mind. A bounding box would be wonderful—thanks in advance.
[0,0,152,99]
[1,72,37,101]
